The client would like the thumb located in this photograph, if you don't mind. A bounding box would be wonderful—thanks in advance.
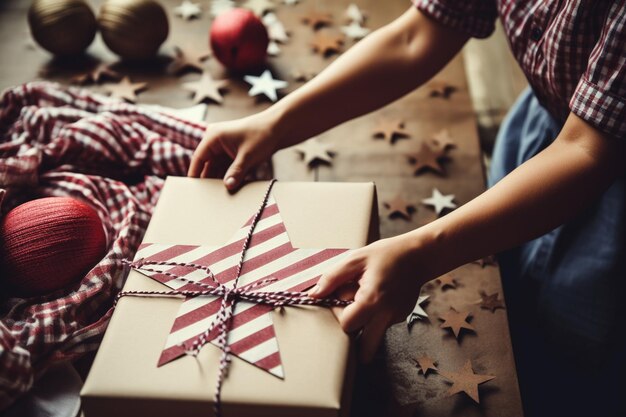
[310,254,361,298]
[223,151,249,191]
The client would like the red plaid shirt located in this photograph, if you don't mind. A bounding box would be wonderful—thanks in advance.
[414,0,626,140]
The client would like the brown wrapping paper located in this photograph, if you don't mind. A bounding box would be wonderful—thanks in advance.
[81,177,379,417]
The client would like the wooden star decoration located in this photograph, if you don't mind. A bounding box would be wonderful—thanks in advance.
[430,129,456,151]
[169,46,211,74]
[243,0,275,16]
[72,64,121,85]
[415,355,437,376]
[244,69,288,102]
[478,291,506,313]
[438,274,457,289]
[407,295,429,326]
[422,188,457,216]
[293,139,334,167]
[345,3,366,24]
[175,0,202,20]
[301,10,333,30]
[438,360,495,403]
[182,71,228,104]
[103,77,147,103]
[474,255,498,268]
[439,308,474,339]
[373,119,409,144]
[384,195,414,220]
[428,80,458,99]
[311,32,344,56]
[406,142,448,175]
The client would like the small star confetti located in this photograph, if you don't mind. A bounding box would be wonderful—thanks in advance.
[345,3,366,24]
[439,360,495,403]
[244,69,288,102]
[71,64,121,85]
[438,274,457,289]
[243,0,275,16]
[430,129,456,151]
[301,10,333,30]
[294,139,335,166]
[182,71,228,104]
[169,46,211,74]
[474,255,498,268]
[210,0,234,17]
[267,41,281,56]
[439,308,474,339]
[283,0,299,4]
[373,119,409,144]
[415,355,437,376]
[384,195,414,220]
[103,77,147,103]
[292,69,316,82]
[406,142,448,175]
[428,80,458,99]
[341,22,370,40]
[422,188,457,215]
[175,0,202,20]
[263,13,289,43]
[311,32,344,56]
[407,295,429,326]
[478,291,506,313]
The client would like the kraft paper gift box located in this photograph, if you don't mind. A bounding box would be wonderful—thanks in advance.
[81,177,379,417]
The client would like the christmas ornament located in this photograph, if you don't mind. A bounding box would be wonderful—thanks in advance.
[422,188,456,215]
[311,32,344,56]
[99,0,169,60]
[27,0,97,56]
[301,10,333,30]
[0,197,106,297]
[384,195,414,220]
[373,118,409,144]
[182,71,228,104]
[244,69,287,101]
[406,142,448,175]
[174,0,202,20]
[294,139,335,167]
[439,308,474,339]
[415,355,437,376]
[168,45,211,74]
[341,22,370,40]
[407,295,429,326]
[210,8,269,72]
[103,76,148,102]
[439,360,495,403]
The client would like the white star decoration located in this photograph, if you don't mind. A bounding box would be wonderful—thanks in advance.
[345,3,366,24]
[422,188,457,215]
[267,41,281,56]
[175,0,202,20]
[263,12,289,43]
[283,0,299,5]
[341,22,370,40]
[407,295,430,326]
[210,0,234,17]
[244,70,288,102]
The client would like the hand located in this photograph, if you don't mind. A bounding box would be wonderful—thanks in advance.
[310,234,427,362]
[188,110,283,191]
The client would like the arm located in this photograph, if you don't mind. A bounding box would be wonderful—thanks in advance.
[312,113,626,361]
[188,8,469,188]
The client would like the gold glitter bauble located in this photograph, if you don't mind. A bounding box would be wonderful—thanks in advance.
[28,0,97,56]
[98,0,169,60]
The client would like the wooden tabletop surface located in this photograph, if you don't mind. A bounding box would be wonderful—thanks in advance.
[0,0,524,416]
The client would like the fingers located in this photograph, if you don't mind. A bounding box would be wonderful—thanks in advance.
[358,312,390,363]
[223,151,250,191]
[309,255,362,299]
[339,290,378,333]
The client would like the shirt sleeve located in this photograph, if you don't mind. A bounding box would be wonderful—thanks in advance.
[412,0,498,39]
[569,3,626,140]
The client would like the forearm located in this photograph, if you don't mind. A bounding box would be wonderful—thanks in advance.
[266,8,468,149]
[405,113,625,280]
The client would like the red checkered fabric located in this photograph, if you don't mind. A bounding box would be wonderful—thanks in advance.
[0,82,205,409]
[413,0,626,140]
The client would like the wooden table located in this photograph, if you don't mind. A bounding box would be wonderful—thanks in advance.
[0,0,524,416]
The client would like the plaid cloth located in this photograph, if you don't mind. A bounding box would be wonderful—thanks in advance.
[0,82,205,409]
[413,0,626,140]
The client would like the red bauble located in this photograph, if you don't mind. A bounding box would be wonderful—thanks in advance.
[210,8,269,73]
[0,197,107,297]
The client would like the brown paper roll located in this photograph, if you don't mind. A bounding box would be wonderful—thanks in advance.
[98,0,169,60]
[28,0,97,56]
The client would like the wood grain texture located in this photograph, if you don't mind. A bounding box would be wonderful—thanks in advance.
[0,0,523,416]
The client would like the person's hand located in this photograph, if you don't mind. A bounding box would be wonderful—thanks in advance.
[310,234,428,362]
[188,111,283,191]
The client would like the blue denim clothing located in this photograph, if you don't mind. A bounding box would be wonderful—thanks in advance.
[489,88,625,417]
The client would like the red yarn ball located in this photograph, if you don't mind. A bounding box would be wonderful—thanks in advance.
[210,8,269,73]
[0,197,107,297]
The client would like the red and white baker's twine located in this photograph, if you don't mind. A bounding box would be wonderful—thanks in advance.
[117,180,352,417]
